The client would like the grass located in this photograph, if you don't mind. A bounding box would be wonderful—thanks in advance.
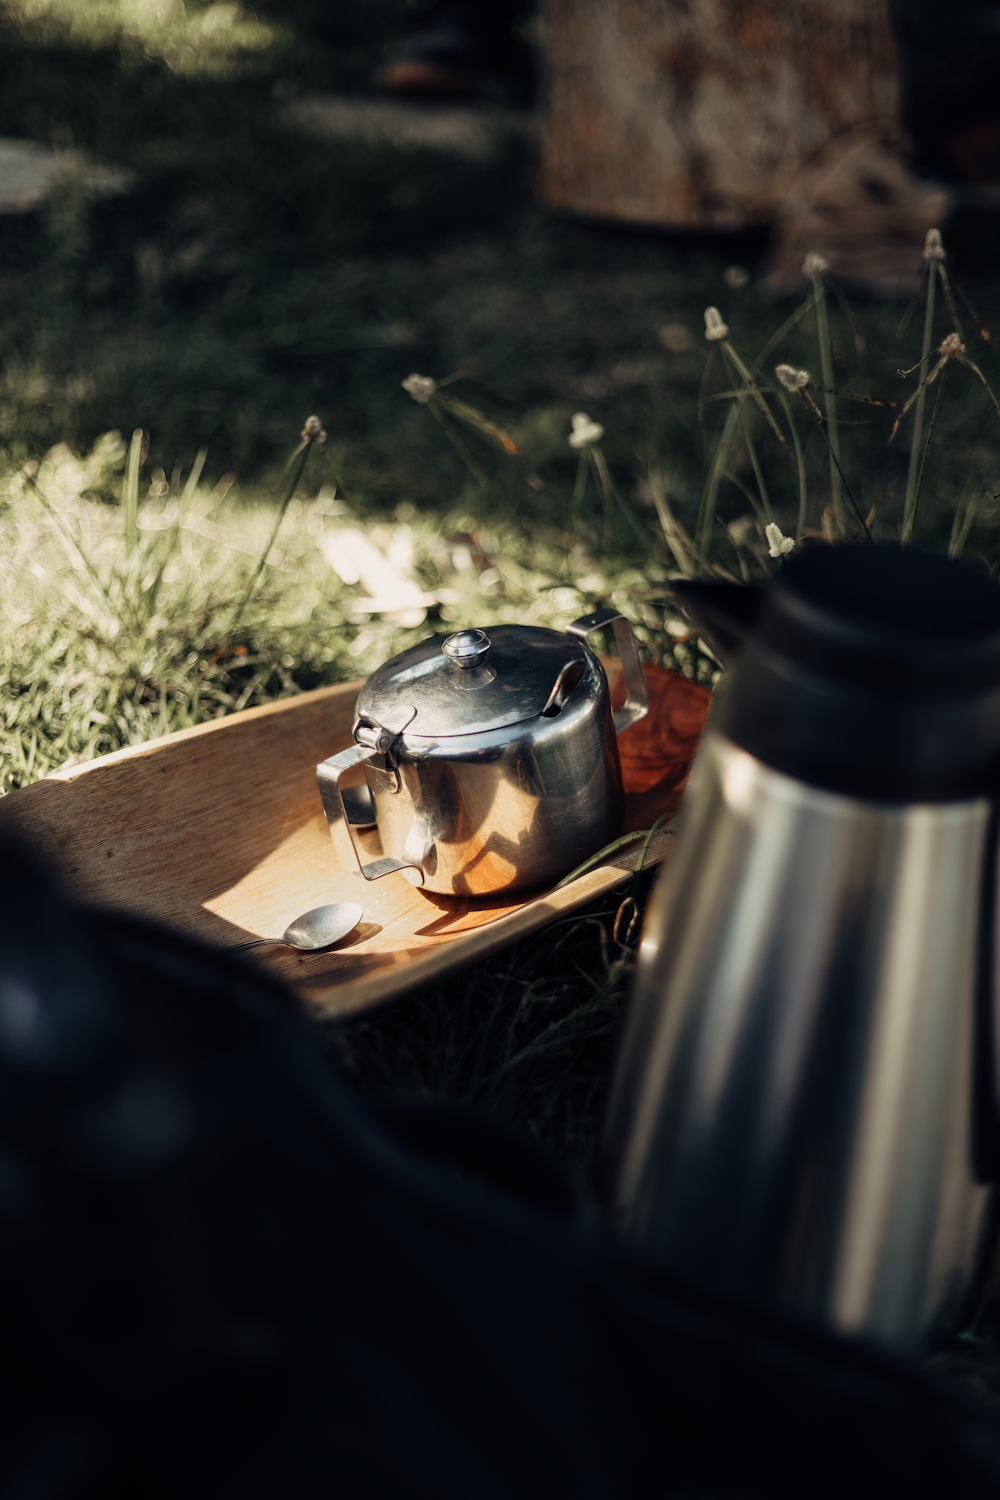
[0,421,708,790]
[3,0,1000,1416]
[325,887,649,1185]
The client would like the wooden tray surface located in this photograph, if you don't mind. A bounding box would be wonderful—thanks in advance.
[0,664,711,1017]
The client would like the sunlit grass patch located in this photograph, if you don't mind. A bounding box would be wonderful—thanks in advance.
[0,421,699,791]
[5,0,281,74]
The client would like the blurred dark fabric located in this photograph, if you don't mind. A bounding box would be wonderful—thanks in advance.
[0,839,999,1497]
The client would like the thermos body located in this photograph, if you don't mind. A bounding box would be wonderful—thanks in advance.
[606,731,996,1354]
[605,547,1000,1354]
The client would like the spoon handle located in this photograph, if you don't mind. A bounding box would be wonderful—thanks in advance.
[228,937,284,952]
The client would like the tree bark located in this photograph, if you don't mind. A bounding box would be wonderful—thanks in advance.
[539,0,904,231]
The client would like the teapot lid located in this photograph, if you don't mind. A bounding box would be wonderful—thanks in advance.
[357,624,590,738]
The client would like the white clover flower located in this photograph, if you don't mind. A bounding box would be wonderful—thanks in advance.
[401,373,437,404]
[923,228,946,261]
[703,306,729,342]
[940,332,966,357]
[301,414,327,443]
[765,523,795,559]
[568,412,605,449]
[723,265,750,289]
[802,252,831,277]
[775,364,810,391]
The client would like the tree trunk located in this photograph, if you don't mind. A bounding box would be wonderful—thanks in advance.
[539,0,904,232]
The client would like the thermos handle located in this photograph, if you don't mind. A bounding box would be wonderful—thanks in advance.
[567,608,649,735]
[316,744,424,885]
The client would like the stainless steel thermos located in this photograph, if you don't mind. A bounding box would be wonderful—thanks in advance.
[605,546,1000,1355]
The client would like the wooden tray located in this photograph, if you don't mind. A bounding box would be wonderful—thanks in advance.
[0,664,710,1018]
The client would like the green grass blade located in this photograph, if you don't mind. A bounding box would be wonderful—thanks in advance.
[697,343,718,427]
[906,361,948,546]
[591,444,652,548]
[230,435,312,635]
[123,428,142,560]
[890,355,949,442]
[949,485,978,560]
[697,400,741,552]
[751,287,820,374]
[958,356,1000,424]
[180,447,208,505]
[436,393,520,456]
[807,402,873,544]
[552,828,670,890]
[903,262,936,540]
[722,343,788,450]
[630,814,671,899]
[737,401,773,522]
[778,390,808,539]
[144,553,170,618]
[429,399,489,489]
[572,447,588,506]
[648,472,697,575]
[936,263,966,341]
[812,274,841,526]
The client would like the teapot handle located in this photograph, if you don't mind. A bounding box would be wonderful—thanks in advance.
[567,608,649,735]
[317,744,424,885]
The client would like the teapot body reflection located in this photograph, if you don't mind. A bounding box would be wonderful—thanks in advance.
[317,610,648,896]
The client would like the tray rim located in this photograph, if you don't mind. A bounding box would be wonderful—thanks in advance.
[303,827,674,1018]
[0,677,677,1018]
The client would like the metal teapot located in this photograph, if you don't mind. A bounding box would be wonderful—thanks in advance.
[317,608,648,896]
[605,546,1000,1355]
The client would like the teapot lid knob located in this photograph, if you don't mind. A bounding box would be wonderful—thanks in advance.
[442,629,492,669]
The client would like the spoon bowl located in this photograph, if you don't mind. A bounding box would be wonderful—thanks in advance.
[230,902,363,953]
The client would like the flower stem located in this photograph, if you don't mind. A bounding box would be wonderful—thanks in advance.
[736,400,773,522]
[778,391,808,539]
[903,262,936,543]
[697,399,741,550]
[812,271,841,527]
[800,393,873,544]
[907,360,948,546]
[122,427,142,560]
[591,443,650,549]
[429,397,489,489]
[231,437,311,635]
[572,447,588,506]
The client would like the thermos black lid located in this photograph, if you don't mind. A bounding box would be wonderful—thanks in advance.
[675,546,1000,802]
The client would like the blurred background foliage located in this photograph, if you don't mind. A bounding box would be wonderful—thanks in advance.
[0,0,996,570]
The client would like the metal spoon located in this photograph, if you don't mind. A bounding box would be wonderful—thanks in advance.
[229,902,363,953]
